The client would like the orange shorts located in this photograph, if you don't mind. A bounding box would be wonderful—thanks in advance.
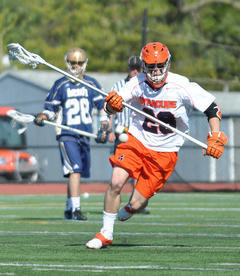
[109,133,178,198]
[109,133,178,199]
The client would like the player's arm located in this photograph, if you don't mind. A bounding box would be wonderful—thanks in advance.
[203,102,228,159]
[34,82,61,126]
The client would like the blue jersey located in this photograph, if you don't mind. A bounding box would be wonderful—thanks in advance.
[44,75,105,139]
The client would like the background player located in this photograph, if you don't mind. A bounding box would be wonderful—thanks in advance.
[34,47,111,221]
[86,42,228,249]
[108,56,149,215]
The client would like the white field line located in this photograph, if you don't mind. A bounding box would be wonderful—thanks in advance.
[34,268,104,272]
[0,220,239,228]
[2,193,238,199]
[0,263,239,272]
[1,206,240,211]
[216,263,240,266]
[0,243,239,250]
[0,214,239,224]
[0,214,239,222]
[0,230,240,238]
[0,204,240,211]
[149,207,240,211]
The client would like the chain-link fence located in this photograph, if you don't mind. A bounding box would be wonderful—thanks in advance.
[0,110,239,184]
[169,112,240,183]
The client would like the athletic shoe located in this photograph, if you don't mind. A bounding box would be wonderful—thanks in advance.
[118,204,136,221]
[136,208,150,214]
[72,208,87,220]
[86,231,113,249]
[63,210,72,220]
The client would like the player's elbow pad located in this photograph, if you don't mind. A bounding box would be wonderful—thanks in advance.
[204,102,222,121]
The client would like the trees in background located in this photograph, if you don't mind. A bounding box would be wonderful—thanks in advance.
[1,0,240,90]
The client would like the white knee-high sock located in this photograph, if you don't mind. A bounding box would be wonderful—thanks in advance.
[101,211,117,234]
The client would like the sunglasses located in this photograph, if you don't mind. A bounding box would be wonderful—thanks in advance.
[68,60,85,66]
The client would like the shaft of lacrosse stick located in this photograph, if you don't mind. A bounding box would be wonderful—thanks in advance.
[43,120,97,138]
[7,43,207,149]
[7,110,97,139]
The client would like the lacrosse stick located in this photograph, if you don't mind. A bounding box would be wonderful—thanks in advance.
[7,110,97,139]
[7,43,207,149]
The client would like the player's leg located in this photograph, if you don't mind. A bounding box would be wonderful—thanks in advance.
[68,172,87,220]
[118,188,149,221]
[86,134,143,249]
[118,151,178,222]
[131,178,150,215]
[60,137,89,220]
[104,165,129,213]
[86,165,129,249]
[63,183,72,219]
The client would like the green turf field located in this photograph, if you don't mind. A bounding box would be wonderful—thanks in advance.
[0,192,239,275]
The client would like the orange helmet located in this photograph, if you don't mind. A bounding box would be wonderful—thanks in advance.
[140,42,171,89]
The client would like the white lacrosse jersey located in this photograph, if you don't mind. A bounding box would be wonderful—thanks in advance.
[117,72,215,152]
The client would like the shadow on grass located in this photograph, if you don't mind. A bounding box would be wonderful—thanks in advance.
[66,243,135,248]
[66,243,192,248]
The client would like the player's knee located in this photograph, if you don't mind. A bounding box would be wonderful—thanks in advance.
[109,177,124,193]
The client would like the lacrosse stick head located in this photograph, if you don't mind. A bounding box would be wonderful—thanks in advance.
[7,43,45,69]
[7,110,35,134]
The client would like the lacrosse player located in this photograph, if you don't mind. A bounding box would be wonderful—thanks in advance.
[86,42,228,249]
[108,56,150,215]
[34,47,111,220]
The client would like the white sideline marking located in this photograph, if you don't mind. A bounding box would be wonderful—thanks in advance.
[0,215,20,218]
[34,268,104,272]
[0,263,239,272]
[215,263,240,266]
[0,220,239,229]
[0,230,240,238]
[0,243,239,250]
[120,222,240,228]
[0,206,240,211]
[155,207,240,211]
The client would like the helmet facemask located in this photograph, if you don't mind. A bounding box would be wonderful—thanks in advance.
[65,48,88,81]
